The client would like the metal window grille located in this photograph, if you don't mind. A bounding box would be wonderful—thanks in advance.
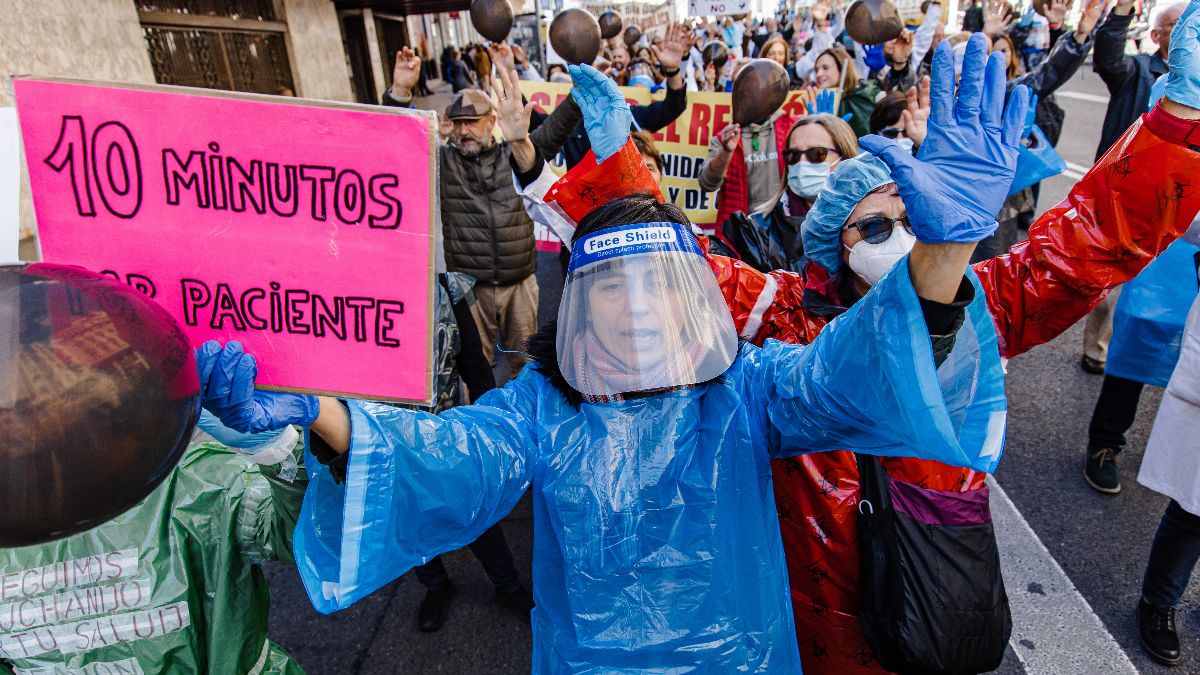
[139,0,295,95]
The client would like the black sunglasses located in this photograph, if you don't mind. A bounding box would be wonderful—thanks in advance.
[784,146,839,165]
[878,127,907,139]
[843,214,912,245]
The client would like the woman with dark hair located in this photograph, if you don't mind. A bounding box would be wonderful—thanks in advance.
[195,58,1019,673]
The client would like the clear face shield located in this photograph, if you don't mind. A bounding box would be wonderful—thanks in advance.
[557,222,739,398]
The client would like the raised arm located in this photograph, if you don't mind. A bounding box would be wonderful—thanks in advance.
[977,0,1200,358]
[194,341,539,613]
[746,252,1004,472]
[1010,0,1104,99]
[1093,0,1139,94]
[910,1,942,68]
[529,90,582,159]
[864,35,1031,304]
[745,35,1024,473]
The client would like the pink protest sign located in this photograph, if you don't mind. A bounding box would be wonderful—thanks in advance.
[13,77,437,404]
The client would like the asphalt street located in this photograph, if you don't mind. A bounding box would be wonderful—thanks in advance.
[262,64,1196,674]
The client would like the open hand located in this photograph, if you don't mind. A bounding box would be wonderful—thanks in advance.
[983,0,1013,34]
[654,23,688,70]
[487,41,516,72]
[901,75,931,149]
[491,65,535,142]
[807,86,837,115]
[1044,0,1069,26]
[392,46,421,96]
[1074,0,1105,40]
[859,35,1030,244]
[568,63,633,162]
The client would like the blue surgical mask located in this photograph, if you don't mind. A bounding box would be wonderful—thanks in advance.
[787,161,832,199]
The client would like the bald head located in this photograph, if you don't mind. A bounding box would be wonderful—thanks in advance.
[1153,2,1186,58]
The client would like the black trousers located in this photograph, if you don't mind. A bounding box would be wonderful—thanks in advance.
[1143,500,1200,609]
[413,523,521,593]
[1087,373,1146,452]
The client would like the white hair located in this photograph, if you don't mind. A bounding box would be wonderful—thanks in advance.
[1153,2,1187,31]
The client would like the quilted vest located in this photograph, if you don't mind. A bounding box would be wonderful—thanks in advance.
[439,142,537,285]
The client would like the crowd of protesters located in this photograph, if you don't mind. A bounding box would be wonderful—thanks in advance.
[3,0,1200,673]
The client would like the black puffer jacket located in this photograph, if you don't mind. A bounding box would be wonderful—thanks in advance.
[383,92,581,285]
[1093,11,1168,160]
[1008,29,1093,147]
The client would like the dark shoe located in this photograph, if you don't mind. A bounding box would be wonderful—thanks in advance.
[1084,446,1121,494]
[417,582,457,632]
[495,585,534,623]
[1139,598,1182,666]
[1081,355,1106,375]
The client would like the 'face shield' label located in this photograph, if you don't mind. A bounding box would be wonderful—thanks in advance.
[570,222,702,274]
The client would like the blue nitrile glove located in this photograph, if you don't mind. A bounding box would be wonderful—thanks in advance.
[859,34,1030,243]
[568,63,633,163]
[1163,0,1200,109]
[807,88,837,115]
[195,340,320,433]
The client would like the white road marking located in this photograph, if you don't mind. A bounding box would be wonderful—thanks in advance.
[989,477,1139,674]
[1064,161,1092,175]
[1057,91,1111,104]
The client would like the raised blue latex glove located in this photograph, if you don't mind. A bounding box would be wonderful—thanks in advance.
[568,63,633,163]
[1164,0,1200,109]
[859,35,1030,243]
[808,88,837,115]
[195,340,319,433]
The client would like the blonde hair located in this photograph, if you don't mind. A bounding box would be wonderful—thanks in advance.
[786,114,860,160]
[761,37,790,65]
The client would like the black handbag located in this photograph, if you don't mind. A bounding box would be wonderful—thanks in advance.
[856,453,1012,675]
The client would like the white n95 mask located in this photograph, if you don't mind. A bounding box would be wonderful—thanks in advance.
[846,226,917,285]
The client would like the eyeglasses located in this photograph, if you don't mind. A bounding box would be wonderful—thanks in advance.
[878,127,907,139]
[784,146,839,165]
[843,214,912,245]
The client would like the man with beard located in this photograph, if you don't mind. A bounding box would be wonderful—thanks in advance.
[385,48,581,377]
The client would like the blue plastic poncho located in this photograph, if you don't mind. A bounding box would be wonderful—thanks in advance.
[294,257,1006,673]
[801,153,894,273]
[1107,239,1200,387]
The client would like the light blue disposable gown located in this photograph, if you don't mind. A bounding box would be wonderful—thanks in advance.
[294,257,1007,673]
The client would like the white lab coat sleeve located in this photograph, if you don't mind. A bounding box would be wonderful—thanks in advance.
[515,162,577,250]
[912,3,944,68]
[1138,264,1200,515]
